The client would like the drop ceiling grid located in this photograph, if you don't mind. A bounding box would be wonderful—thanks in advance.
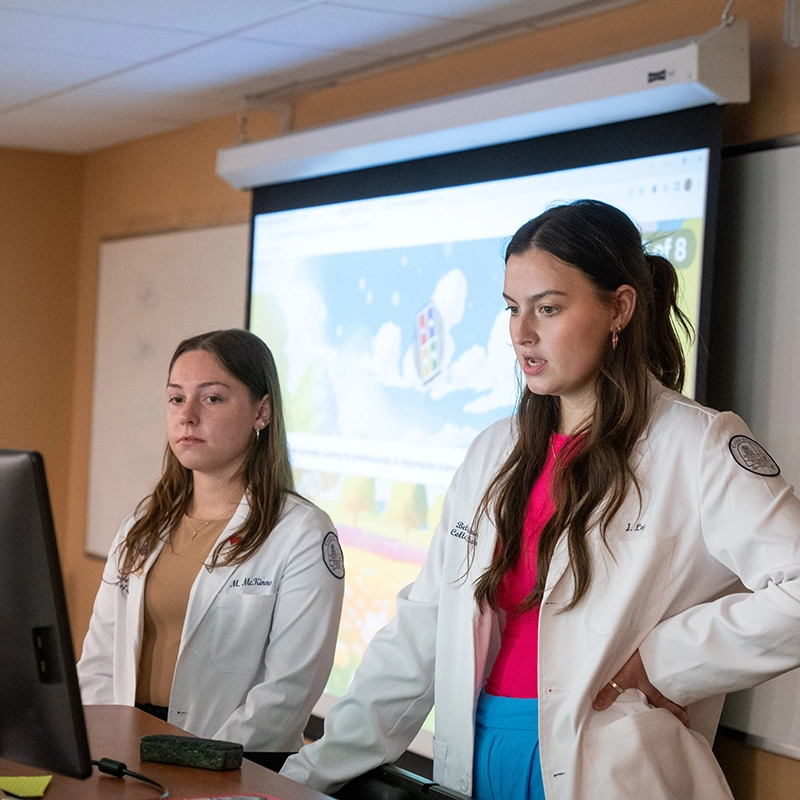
[0,0,639,153]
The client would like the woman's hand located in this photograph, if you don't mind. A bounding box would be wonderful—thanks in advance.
[592,649,690,727]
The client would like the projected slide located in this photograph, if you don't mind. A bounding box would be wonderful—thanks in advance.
[250,147,710,737]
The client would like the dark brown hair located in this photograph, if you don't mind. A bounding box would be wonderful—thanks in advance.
[473,200,691,611]
[117,329,295,578]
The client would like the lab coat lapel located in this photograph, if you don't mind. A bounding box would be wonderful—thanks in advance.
[472,600,494,696]
[127,539,166,682]
[542,532,571,604]
[471,515,499,696]
[542,382,663,603]
[180,496,249,646]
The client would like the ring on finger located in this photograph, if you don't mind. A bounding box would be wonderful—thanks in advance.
[609,679,625,695]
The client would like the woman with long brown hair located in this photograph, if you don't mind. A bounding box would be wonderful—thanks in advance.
[281,200,800,799]
[78,329,344,759]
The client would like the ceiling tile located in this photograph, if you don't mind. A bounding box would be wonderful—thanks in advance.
[0,0,644,153]
[243,2,468,51]
[32,75,242,120]
[0,0,327,35]
[0,47,125,109]
[0,7,206,61]
[28,40,379,113]
[125,37,340,87]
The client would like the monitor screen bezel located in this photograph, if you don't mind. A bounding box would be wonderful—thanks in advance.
[0,449,92,779]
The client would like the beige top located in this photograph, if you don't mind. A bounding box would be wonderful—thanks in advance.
[136,515,231,707]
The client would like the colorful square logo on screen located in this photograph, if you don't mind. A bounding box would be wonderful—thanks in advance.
[416,302,441,384]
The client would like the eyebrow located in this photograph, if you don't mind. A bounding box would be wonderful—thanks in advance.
[166,381,231,390]
[503,289,568,303]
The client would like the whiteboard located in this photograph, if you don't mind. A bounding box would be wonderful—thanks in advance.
[713,141,800,759]
[85,224,249,557]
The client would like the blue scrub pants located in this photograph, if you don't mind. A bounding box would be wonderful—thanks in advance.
[473,692,546,800]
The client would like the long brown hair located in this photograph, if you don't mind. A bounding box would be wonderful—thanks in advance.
[117,329,295,578]
[473,200,691,611]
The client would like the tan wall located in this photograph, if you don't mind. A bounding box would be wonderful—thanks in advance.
[2,0,798,797]
[0,146,82,548]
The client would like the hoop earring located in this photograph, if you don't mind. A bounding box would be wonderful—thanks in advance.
[254,426,261,442]
[611,327,620,351]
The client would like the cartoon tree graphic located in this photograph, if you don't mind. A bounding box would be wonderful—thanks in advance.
[339,476,375,527]
[385,482,428,539]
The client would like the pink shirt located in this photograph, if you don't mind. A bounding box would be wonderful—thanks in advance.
[483,433,571,699]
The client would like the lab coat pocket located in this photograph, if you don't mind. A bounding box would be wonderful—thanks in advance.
[583,708,733,799]
[210,592,276,674]
[588,536,674,636]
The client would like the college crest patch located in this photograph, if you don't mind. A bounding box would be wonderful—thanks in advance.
[729,435,781,477]
[322,531,345,579]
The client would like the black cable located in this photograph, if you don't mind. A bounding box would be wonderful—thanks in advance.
[92,757,169,798]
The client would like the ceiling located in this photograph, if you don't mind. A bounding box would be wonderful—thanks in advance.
[0,0,639,154]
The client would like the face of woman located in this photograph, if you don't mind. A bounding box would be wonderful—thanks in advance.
[166,349,270,482]
[504,246,630,430]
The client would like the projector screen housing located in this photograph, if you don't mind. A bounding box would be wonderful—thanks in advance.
[219,20,746,190]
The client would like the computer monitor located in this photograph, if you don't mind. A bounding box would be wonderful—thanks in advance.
[0,449,92,778]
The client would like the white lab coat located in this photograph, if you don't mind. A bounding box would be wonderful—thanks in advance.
[78,493,344,752]
[282,380,800,799]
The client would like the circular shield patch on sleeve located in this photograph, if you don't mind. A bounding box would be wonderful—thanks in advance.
[322,531,345,579]
[729,435,781,477]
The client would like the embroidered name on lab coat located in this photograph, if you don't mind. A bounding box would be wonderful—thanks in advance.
[450,521,476,544]
[228,577,272,588]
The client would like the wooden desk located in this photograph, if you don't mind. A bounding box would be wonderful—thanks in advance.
[0,705,333,799]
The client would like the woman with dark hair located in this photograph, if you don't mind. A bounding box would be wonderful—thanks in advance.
[78,329,344,757]
[282,201,800,799]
